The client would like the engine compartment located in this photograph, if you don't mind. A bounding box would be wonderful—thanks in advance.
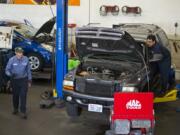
[34,33,55,44]
[76,58,142,81]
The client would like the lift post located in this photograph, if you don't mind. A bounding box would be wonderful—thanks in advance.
[56,0,68,99]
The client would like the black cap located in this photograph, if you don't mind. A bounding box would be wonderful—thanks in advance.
[15,47,24,53]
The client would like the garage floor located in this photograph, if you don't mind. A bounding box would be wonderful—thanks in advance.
[0,79,180,135]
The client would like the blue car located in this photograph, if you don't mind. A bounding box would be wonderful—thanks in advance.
[0,17,56,71]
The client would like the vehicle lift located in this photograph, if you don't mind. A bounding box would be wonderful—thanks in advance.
[39,0,68,108]
[154,89,178,103]
[55,0,68,99]
[54,0,179,134]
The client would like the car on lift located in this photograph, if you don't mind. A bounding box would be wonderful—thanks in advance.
[0,17,55,71]
[62,25,174,118]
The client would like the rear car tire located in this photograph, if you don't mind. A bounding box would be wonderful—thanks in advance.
[66,102,81,117]
[28,53,43,72]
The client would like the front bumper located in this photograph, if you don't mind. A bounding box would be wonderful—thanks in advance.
[63,90,114,109]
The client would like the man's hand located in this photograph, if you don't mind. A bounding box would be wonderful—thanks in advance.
[6,81,11,89]
[28,80,32,88]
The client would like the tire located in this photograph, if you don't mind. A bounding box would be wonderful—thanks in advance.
[66,102,81,117]
[28,53,43,72]
[147,132,154,135]
[105,130,114,135]
[148,127,155,135]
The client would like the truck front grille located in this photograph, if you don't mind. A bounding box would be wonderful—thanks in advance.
[75,76,115,98]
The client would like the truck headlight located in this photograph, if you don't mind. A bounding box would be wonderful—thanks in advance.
[122,87,137,92]
[63,80,74,91]
[131,120,151,128]
[41,44,54,52]
[114,120,130,134]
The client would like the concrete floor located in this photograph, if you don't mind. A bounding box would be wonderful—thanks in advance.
[0,79,180,135]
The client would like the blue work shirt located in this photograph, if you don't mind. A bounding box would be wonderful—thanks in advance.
[149,43,171,62]
[149,43,171,90]
[5,56,32,81]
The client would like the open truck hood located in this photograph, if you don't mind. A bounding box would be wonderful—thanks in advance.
[75,27,143,62]
[33,17,56,38]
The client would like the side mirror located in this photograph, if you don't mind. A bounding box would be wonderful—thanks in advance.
[149,53,163,62]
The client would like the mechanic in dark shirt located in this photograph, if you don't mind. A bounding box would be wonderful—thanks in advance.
[6,47,32,119]
[146,34,171,96]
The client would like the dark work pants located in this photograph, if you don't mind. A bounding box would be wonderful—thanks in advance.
[150,59,171,92]
[11,77,28,113]
[159,60,171,92]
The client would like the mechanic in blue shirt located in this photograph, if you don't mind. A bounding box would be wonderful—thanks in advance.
[6,47,32,119]
[146,34,172,97]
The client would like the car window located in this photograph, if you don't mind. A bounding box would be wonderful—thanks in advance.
[156,30,170,49]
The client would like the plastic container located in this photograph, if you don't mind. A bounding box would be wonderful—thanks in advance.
[68,59,80,71]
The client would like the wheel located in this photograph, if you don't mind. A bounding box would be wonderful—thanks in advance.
[148,127,155,135]
[147,132,154,135]
[28,53,43,72]
[105,130,114,135]
[66,102,81,117]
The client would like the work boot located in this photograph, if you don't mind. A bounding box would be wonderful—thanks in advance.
[12,109,18,115]
[20,113,27,119]
[176,108,180,112]
[157,91,166,97]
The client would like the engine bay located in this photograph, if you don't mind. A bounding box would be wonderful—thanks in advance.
[34,33,55,44]
[77,58,142,81]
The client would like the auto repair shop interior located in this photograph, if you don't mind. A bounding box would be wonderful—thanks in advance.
[0,0,180,135]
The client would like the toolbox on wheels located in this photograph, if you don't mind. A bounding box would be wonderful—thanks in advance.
[106,92,155,135]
